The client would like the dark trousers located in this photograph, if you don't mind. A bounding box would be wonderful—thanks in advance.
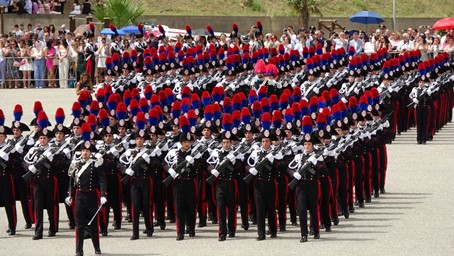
[100,174,122,232]
[33,178,58,236]
[337,162,348,213]
[353,156,364,204]
[0,175,17,230]
[288,179,297,224]
[276,176,288,229]
[153,172,165,225]
[166,177,175,221]
[363,152,372,199]
[196,173,208,221]
[297,180,319,237]
[416,105,429,142]
[379,145,387,191]
[75,191,100,254]
[236,175,249,227]
[130,178,153,236]
[372,147,380,193]
[57,173,75,226]
[121,178,131,219]
[254,180,277,237]
[215,180,237,236]
[14,171,33,225]
[319,176,332,228]
[328,168,338,216]
[173,179,196,236]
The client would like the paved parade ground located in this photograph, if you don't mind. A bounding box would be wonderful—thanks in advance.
[0,89,453,256]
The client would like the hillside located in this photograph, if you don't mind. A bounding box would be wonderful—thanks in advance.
[144,0,454,18]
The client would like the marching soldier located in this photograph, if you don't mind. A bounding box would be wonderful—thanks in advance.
[206,130,241,241]
[23,111,59,240]
[67,123,107,256]
[0,113,17,236]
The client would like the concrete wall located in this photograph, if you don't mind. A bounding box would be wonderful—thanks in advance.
[0,13,442,36]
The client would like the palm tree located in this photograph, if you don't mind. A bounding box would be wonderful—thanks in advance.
[287,0,324,29]
[90,0,145,28]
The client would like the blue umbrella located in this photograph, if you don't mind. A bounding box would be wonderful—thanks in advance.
[121,25,140,34]
[349,11,384,24]
[100,28,125,35]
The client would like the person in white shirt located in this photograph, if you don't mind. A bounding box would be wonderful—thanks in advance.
[396,33,414,52]
[348,31,363,55]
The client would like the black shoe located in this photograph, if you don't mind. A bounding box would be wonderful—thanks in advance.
[279,226,286,232]
[374,192,380,198]
[349,207,355,214]
[314,233,320,239]
[130,235,139,240]
[256,235,265,241]
[228,233,235,238]
[365,197,372,203]
[300,236,308,242]
[380,188,386,194]
[266,230,271,235]
[291,221,298,226]
[241,223,249,230]
[417,141,422,144]
[25,223,32,229]
[198,221,206,228]
[354,201,359,206]
[169,218,175,224]
[75,251,83,256]
[94,248,101,254]
[218,235,226,241]
[320,224,325,229]
[9,229,16,236]
[146,230,153,237]
[332,216,339,226]
[211,219,218,224]
[114,223,121,230]
[32,234,43,240]
[6,228,10,233]
[48,231,56,237]
[176,235,184,241]
[343,211,349,219]
[69,224,75,230]
[189,232,195,237]
[101,230,108,237]
[251,219,257,225]
[325,226,331,232]
[359,202,365,208]
[270,233,277,238]
[309,227,314,235]
[160,222,166,230]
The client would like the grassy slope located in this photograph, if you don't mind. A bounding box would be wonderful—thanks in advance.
[144,0,454,17]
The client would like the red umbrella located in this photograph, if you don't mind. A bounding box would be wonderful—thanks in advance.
[432,17,454,30]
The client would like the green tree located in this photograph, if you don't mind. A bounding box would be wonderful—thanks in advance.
[287,0,324,29]
[91,0,145,28]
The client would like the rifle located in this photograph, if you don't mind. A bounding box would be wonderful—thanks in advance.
[243,142,294,184]
[288,143,337,190]
[205,142,253,186]
[22,145,59,181]
[163,140,219,187]
[0,140,16,169]
[121,138,168,185]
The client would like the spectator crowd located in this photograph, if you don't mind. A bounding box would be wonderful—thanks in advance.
[0,21,453,90]
[0,0,91,14]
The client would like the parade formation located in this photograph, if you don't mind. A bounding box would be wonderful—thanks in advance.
[0,21,453,256]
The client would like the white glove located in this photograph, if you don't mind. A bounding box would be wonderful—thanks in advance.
[95,153,103,159]
[28,165,37,174]
[100,197,107,205]
[211,169,220,177]
[274,151,283,160]
[412,98,419,104]
[109,147,119,157]
[65,197,72,206]
[427,88,432,96]
[142,153,150,163]
[153,148,161,157]
[44,150,54,162]
[15,143,24,154]
[388,87,393,93]
[248,167,258,176]
[266,153,274,163]
[94,157,103,167]
[313,87,320,95]
[26,138,34,146]
[293,172,302,180]
[227,154,236,164]
[341,97,348,104]
[383,120,390,128]
[0,151,9,161]
[354,88,360,95]
[63,148,71,159]
[308,155,318,165]
[236,153,245,161]
[125,168,134,176]
[168,168,177,178]
[185,155,194,165]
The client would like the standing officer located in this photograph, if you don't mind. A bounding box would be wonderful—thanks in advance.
[410,76,430,144]
[67,123,107,256]
[0,111,17,236]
